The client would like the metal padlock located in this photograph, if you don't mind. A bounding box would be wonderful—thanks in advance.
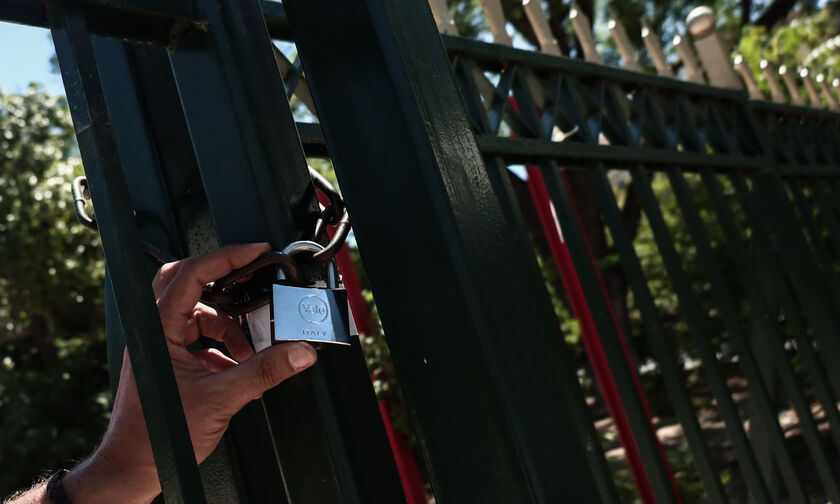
[245,241,353,350]
[203,252,300,352]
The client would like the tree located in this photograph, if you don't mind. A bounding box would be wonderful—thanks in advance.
[0,86,110,496]
[738,5,840,97]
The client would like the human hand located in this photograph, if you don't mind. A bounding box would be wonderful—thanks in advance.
[63,243,318,504]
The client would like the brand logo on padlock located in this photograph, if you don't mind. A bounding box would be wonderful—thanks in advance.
[271,284,351,345]
[298,295,329,323]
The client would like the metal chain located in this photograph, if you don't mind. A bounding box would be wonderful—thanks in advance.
[70,168,351,265]
[307,167,351,264]
[69,169,351,312]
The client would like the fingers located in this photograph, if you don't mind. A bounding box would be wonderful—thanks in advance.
[157,243,270,344]
[193,304,255,362]
[152,261,183,299]
[213,343,317,413]
[194,348,238,373]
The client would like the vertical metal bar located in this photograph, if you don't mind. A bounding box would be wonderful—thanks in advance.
[540,165,679,504]
[729,173,840,391]
[282,0,610,501]
[703,102,840,402]
[787,180,839,281]
[525,165,658,504]
[732,106,840,394]
[699,169,840,457]
[167,1,405,502]
[829,181,840,224]
[507,69,677,504]
[319,197,428,504]
[94,37,299,503]
[699,102,784,501]
[46,0,205,501]
[553,75,759,502]
[647,90,840,498]
[665,168,840,501]
[583,164,776,502]
[485,156,623,504]
[452,58,620,504]
[805,180,840,267]
[627,167,808,502]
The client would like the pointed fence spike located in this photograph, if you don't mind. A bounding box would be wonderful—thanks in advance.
[779,65,806,106]
[816,73,839,110]
[686,6,741,89]
[800,68,823,108]
[832,78,840,108]
[734,54,764,100]
[427,0,458,35]
[522,0,561,55]
[568,3,602,63]
[608,16,641,71]
[479,0,512,45]
[673,34,705,84]
[760,59,788,103]
[641,19,672,77]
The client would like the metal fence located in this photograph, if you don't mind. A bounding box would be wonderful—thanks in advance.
[3,0,840,502]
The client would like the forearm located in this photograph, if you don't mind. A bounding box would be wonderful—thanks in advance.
[6,450,159,504]
[4,482,47,504]
[61,445,161,504]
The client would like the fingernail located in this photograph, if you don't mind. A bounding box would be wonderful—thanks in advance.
[288,344,316,370]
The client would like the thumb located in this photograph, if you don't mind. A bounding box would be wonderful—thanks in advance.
[215,342,317,414]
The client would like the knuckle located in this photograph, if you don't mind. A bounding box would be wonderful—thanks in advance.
[153,262,181,293]
[177,257,199,276]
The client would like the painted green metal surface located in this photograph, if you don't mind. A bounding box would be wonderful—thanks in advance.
[168,1,405,501]
[282,0,613,502]
[47,0,205,501]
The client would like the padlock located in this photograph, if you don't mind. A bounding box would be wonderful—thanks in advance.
[202,252,301,352]
[245,241,353,350]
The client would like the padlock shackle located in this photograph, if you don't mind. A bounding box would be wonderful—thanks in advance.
[201,252,302,316]
[212,251,302,290]
[282,241,340,288]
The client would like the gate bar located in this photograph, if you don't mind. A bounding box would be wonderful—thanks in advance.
[47,0,205,501]
[282,0,611,501]
[166,0,405,501]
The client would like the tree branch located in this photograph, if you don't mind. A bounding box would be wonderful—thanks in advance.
[755,0,797,28]
[741,0,753,26]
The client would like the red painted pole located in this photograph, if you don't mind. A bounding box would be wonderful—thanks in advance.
[318,191,428,504]
[505,93,680,502]
[560,171,681,501]
[525,167,656,504]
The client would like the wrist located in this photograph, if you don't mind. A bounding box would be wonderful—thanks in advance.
[63,446,160,504]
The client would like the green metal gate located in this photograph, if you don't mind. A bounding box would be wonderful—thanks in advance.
[2,0,840,502]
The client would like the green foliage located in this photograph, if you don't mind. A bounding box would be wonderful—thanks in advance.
[0,86,110,496]
[610,439,711,503]
[739,8,840,96]
[447,0,487,40]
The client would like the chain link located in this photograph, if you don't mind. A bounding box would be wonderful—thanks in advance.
[307,167,351,264]
[70,168,351,265]
[70,169,352,311]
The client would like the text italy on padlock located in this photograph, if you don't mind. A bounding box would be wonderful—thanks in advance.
[245,241,354,351]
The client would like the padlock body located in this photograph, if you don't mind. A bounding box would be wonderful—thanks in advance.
[271,284,351,345]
